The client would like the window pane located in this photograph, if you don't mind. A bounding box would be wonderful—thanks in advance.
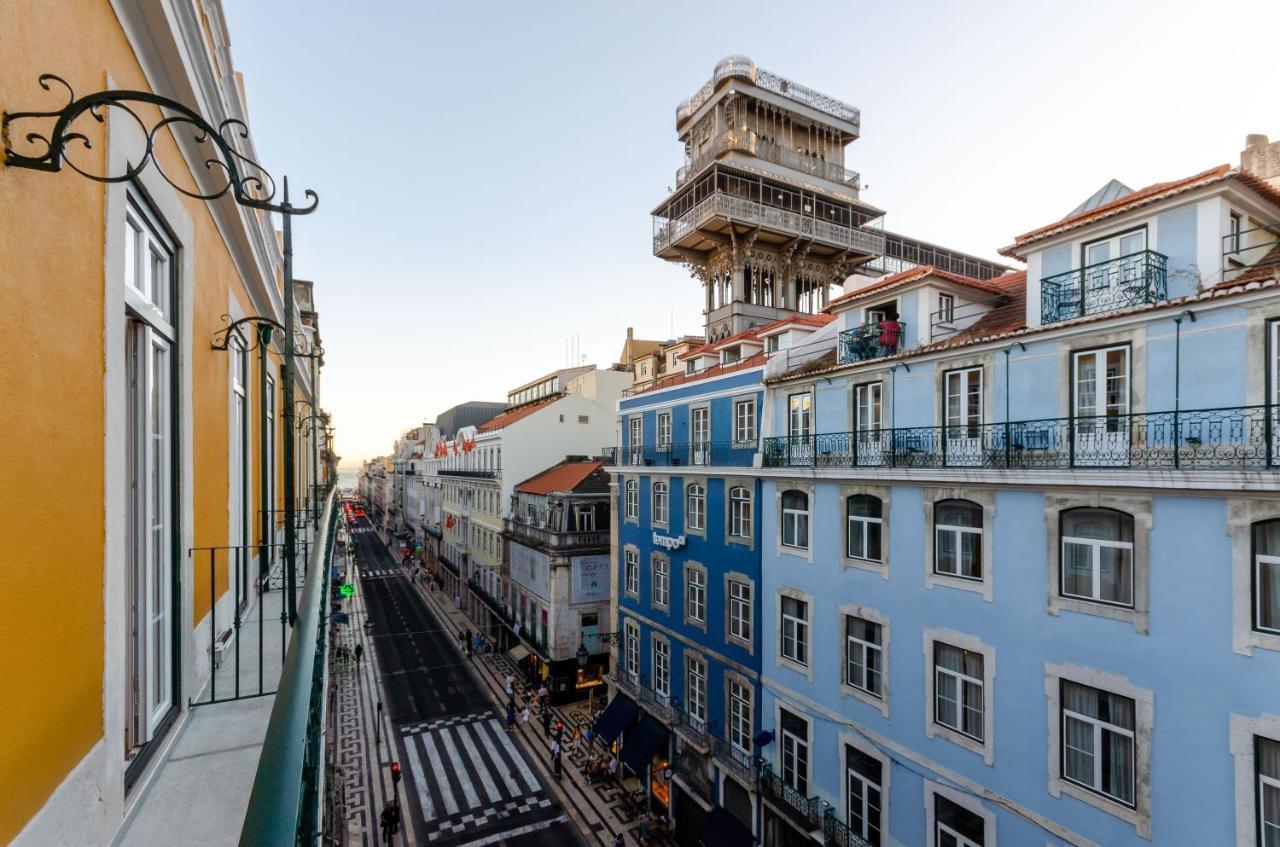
[935,795,984,843]
[1063,714,1095,786]
[937,500,980,527]
[1099,545,1133,605]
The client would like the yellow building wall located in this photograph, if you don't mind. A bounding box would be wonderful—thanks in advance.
[0,1,282,839]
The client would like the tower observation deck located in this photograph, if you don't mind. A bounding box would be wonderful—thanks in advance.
[653,56,1007,340]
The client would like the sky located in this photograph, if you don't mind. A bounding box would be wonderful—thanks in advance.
[222,0,1280,467]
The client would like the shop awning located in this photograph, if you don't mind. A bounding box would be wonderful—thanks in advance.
[593,694,638,744]
[508,644,530,662]
[621,716,670,774]
[699,806,754,847]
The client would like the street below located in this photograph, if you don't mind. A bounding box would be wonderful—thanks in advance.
[350,514,586,847]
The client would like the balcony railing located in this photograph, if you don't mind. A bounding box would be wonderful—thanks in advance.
[837,320,906,364]
[710,734,756,782]
[824,807,874,847]
[1041,249,1167,324]
[761,762,822,832]
[763,404,1280,471]
[439,468,499,479]
[617,441,758,468]
[677,130,860,189]
[600,446,617,466]
[504,519,610,550]
[654,191,885,256]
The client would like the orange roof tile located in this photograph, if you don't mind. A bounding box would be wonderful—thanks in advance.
[824,266,1008,313]
[635,351,769,395]
[516,460,607,495]
[476,395,559,432]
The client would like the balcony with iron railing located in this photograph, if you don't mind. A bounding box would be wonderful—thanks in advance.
[1041,249,1167,324]
[676,129,860,190]
[653,189,885,257]
[119,487,340,845]
[439,467,500,479]
[837,320,906,364]
[823,806,874,847]
[709,733,756,782]
[616,440,758,468]
[504,518,610,551]
[763,404,1280,472]
[760,762,823,834]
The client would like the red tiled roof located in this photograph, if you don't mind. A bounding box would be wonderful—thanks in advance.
[634,350,768,395]
[516,460,605,495]
[678,343,714,361]
[824,266,1008,313]
[926,271,1028,346]
[476,395,559,432]
[754,313,836,335]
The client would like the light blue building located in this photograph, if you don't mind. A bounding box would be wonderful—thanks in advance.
[755,160,1280,846]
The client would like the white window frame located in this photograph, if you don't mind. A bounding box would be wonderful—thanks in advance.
[653,480,669,526]
[844,741,886,847]
[847,494,884,564]
[925,782,992,847]
[933,499,983,581]
[1059,680,1137,807]
[938,292,955,325]
[780,592,810,668]
[845,615,883,699]
[728,677,753,756]
[729,485,753,541]
[623,547,640,598]
[686,483,706,532]
[624,618,640,683]
[943,367,983,435]
[781,489,810,551]
[624,479,639,521]
[728,577,753,646]
[652,636,671,700]
[691,405,710,448]
[924,629,995,763]
[734,397,757,444]
[657,411,672,451]
[1060,508,1135,608]
[778,707,811,796]
[686,653,707,730]
[685,564,706,626]
[652,555,670,610]
[855,381,883,433]
[788,392,812,437]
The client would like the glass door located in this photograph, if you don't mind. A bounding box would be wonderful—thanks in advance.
[788,393,813,466]
[691,406,710,466]
[855,382,886,466]
[1073,347,1130,466]
[944,369,984,466]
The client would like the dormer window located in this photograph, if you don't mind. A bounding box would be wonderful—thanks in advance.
[1228,211,1243,258]
[767,334,781,352]
[1042,227,1166,324]
[938,293,955,324]
[722,346,740,364]
[686,360,696,374]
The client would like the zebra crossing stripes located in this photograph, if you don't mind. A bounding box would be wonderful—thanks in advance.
[400,711,558,843]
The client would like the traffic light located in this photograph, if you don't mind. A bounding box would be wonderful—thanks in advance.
[390,762,401,785]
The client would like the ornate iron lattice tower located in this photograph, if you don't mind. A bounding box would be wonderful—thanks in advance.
[651,57,887,340]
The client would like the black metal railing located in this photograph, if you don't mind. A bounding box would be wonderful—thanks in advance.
[824,807,874,847]
[439,468,499,479]
[1041,249,1167,324]
[616,440,758,468]
[600,447,618,466]
[764,404,1280,471]
[504,519,610,550]
[837,321,906,364]
[761,762,822,831]
[240,491,338,844]
[710,733,756,782]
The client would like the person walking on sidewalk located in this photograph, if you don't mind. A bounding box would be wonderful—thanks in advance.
[552,751,562,781]
[521,703,531,726]
[463,629,472,657]
[505,674,515,697]
[354,642,364,668]
[540,706,552,738]
[379,804,401,844]
[537,683,549,709]
[505,701,516,732]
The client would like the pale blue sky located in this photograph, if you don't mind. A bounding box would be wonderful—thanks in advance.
[223,0,1279,465]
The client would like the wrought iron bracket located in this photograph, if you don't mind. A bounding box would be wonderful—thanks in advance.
[3,74,317,215]
[211,314,286,352]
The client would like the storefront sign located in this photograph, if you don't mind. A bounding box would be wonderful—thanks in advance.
[571,555,610,603]
[652,531,686,551]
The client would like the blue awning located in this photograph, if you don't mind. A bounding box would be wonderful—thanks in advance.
[621,716,669,774]
[593,694,637,744]
[699,806,754,847]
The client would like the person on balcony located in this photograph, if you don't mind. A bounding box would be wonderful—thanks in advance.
[878,319,903,354]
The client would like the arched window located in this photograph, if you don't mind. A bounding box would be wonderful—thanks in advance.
[686,483,706,532]
[934,499,982,579]
[624,480,638,520]
[730,486,753,538]
[846,495,883,563]
[1253,519,1280,633]
[781,490,810,550]
[1061,508,1135,607]
[653,481,669,524]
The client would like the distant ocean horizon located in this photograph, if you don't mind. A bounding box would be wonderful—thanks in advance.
[337,467,359,490]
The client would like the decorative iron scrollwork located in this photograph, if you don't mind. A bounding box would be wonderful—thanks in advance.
[211,314,286,352]
[4,74,317,215]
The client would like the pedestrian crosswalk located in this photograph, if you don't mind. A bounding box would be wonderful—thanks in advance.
[400,710,559,843]
[360,568,400,578]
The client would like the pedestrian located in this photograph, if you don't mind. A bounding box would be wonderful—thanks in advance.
[379,804,400,844]
[571,725,583,755]
[585,725,594,750]
[607,757,618,780]
[554,720,564,744]
[505,674,515,697]
[505,701,516,732]
[521,703,531,725]
[473,632,483,654]
[541,707,552,738]
[552,751,562,781]
[639,813,650,843]
[613,834,624,847]
[454,593,461,610]
[354,642,364,668]
[463,629,472,656]
[551,738,560,757]
[537,683,549,707]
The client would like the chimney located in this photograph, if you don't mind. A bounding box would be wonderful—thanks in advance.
[1242,134,1280,191]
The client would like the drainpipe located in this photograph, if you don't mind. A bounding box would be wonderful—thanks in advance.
[1173,310,1196,468]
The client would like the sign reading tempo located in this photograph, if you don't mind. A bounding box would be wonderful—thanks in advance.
[652,531,686,551]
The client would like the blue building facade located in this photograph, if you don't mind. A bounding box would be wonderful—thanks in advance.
[610,360,766,845]
[755,167,1280,846]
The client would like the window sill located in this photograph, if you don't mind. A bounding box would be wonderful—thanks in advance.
[1235,627,1280,656]
[841,682,888,718]
[776,655,813,682]
[685,617,708,633]
[727,534,754,550]
[1049,594,1147,634]
[1051,777,1147,835]
[843,556,888,579]
[926,571,989,601]
[726,634,754,654]
[928,721,992,765]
